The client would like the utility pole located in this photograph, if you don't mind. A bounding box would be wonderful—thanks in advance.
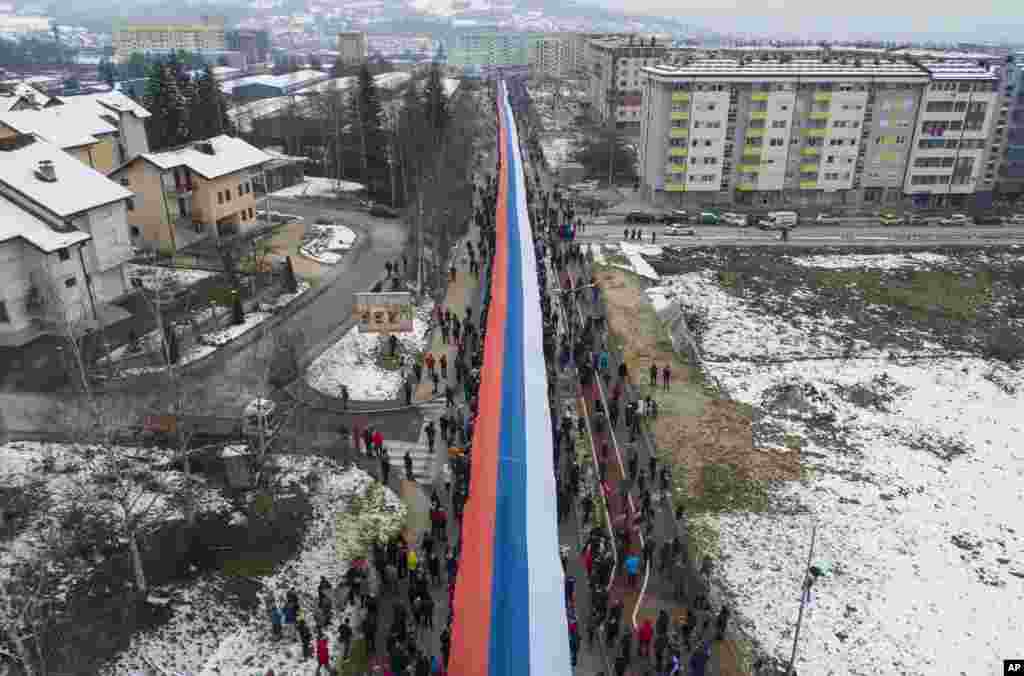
[787,523,819,675]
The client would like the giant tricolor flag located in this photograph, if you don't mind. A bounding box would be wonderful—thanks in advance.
[448,80,571,676]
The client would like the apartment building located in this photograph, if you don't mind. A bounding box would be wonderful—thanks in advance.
[639,58,956,210]
[528,34,574,79]
[587,36,669,132]
[996,53,1024,199]
[337,32,368,65]
[0,134,135,344]
[449,31,530,73]
[112,16,226,62]
[108,135,270,252]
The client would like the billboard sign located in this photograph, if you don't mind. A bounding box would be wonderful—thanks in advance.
[354,291,414,333]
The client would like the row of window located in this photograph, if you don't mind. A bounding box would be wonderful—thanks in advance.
[929,81,997,93]
[925,100,988,114]
[218,181,253,205]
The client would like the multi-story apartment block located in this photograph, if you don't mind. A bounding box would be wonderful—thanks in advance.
[903,62,1000,210]
[638,58,963,210]
[337,32,368,65]
[587,36,669,133]
[996,53,1024,200]
[108,135,270,252]
[0,134,135,344]
[112,16,226,63]
[528,34,574,80]
[449,31,530,74]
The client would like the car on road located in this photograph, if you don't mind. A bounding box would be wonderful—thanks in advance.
[906,214,926,226]
[625,211,656,224]
[1010,214,1024,224]
[671,209,689,220]
[694,210,722,225]
[939,213,971,226]
[721,212,746,226]
[973,213,1004,225]
[757,211,798,230]
[815,212,841,225]
[664,224,696,236]
[879,212,903,226]
[369,204,398,218]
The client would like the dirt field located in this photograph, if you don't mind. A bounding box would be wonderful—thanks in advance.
[261,221,330,280]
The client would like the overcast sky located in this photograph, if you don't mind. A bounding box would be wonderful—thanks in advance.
[587,0,1024,42]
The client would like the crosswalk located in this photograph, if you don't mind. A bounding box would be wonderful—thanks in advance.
[384,400,449,485]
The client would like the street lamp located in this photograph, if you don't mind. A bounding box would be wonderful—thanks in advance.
[787,523,823,676]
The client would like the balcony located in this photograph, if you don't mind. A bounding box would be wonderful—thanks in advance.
[669,147,688,157]
[801,147,821,156]
[750,111,768,120]
[804,128,827,137]
[809,110,831,120]
[800,162,820,173]
[669,128,689,138]
[814,92,832,102]
[800,180,819,189]
[664,182,686,192]
[670,111,689,120]
[671,92,691,102]
[745,129,765,138]
[751,92,769,102]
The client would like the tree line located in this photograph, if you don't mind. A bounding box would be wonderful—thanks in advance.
[141,54,233,151]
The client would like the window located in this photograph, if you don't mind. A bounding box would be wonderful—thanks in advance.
[0,300,8,323]
[245,182,251,194]
[57,248,70,261]
[119,177,130,186]
[130,226,140,237]
[64,277,77,288]
[249,207,254,219]
[238,185,243,197]
[218,191,224,204]
[226,189,231,202]
[771,120,786,128]
[127,197,135,211]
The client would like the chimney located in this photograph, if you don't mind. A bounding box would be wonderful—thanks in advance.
[35,159,56,182]
[196,142,215,155]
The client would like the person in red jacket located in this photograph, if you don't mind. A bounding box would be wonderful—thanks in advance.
[315,633,330,674]
[372,429,384,456]
[637,618,654,657]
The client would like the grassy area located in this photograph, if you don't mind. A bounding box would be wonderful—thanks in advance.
[337,638,369,676]
[812,269,993,321]
[677,463,772,514]
[221,557,276,578]
[604,252,630,266]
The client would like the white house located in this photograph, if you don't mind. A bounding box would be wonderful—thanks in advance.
[50,91,152,164]
[0,134,134,345]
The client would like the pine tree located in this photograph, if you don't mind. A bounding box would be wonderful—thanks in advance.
[189,64,231,140]
[421,63,449,150]
[355,64,388,199]
[143,59,189,151]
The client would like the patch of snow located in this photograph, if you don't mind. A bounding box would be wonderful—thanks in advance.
[299,224,357,265]
[619,242,661,280]
[787,252,952,270]
[305,301,433,400]
[125,264,216,293]
[260,281,312,311]
[201,312,273,347]
[269,176,364,199]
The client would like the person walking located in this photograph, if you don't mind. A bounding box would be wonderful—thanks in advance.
[404,379,413,406]
[637,618,654,657]
[432,370,440,395]
[625,552,640,587]
[425,421,436,453]
[425,352,436,378]
[440,352,448,379]
[337,617,353,658]
[296,614,312,660]
[373,429,384,456]
[404,450,414,481]
[649,362,658,387]
[315,632,330,675]
[662,364,672,391]
[340,385,349,411]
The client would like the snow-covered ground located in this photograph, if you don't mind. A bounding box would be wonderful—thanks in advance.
[305,301,433,400]
[787,252,952,270]
[102,460,406,675]
[201,311,273,346]
[299,224,358,265]
[269,176,364,199]
[540,136,574,171]
[618,242,662,281]
[650,266,1024,675]
[126,264,216,293]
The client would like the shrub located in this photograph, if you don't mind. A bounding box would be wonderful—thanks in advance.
[984,327,1024,363]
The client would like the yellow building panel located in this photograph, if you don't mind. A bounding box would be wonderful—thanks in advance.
[669,128,689,139]
[749,111,768,120]
[879,151,900,162]
[665,182,686,192]
[809,110,831,120]
[800,147,821,156]
[800,180,819,189]
[814,92,832,102]
[800,163,820,173]
[738,164,761,173]
[736,183,756,191]
[751,93,769,102]
[668,147,688,157]
[743,145,762,155]
[671,92,690,102]
[670,111,689,120]
[667,163,688,173]
[745,129,765,139]
[804,128,827,137]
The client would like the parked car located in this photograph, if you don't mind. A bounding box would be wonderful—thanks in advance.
[1010,214,1024,224]
[671,209,689,220]
[815,212,841,224]
[721,212,746,226]
[625,211,656,224]
[757,211,798,230]
[664,224,696,236]
[939,213,971,226]
[973,213,1004,225]
[370,204,398,218]
[906,214,926,226]
[879,212,903,226]
[654,212,677,224]
[693,211,721,225]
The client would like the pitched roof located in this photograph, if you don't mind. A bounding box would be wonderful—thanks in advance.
[0,107,118,150]
[0,136,132,218]
[55,91,152,120]
[0,193,91,253]
[139,135,270,180]
[0,82,51,108]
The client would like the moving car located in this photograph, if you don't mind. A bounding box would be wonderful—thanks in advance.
[815,212,841,224]
[721,212,746,226]
[879,212,903,226]
[625,211,656,224]
[757,211,798,230]
[939,213,971,226]
[664,224,696,236]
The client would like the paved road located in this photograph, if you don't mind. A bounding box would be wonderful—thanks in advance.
[577,222,1024,248]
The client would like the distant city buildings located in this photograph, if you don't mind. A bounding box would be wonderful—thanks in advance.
[337,31,368,64]
[449,30,529,72]
[112,16,227,63]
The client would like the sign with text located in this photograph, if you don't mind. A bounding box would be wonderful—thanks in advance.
[354,291,414,333]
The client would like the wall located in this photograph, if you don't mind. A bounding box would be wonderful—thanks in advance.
[114,160,174,249]
[120,112,150,160]
[0,239,33,333]
[862,87,921,191]
[71,201,132,304]
[90,135,118,173]
[192,170,259,235]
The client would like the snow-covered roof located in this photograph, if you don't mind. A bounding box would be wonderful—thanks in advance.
[140,135,271,180]
[0,193,91,252]
[221,69,328,94]
[0,107,118,149]
[374,71,411,90]
[0,136,132,218]
[0,82,51,108]
[294,76,356,94]
[56,91,152,120]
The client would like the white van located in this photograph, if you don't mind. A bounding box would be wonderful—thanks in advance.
[757,211,798,230]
